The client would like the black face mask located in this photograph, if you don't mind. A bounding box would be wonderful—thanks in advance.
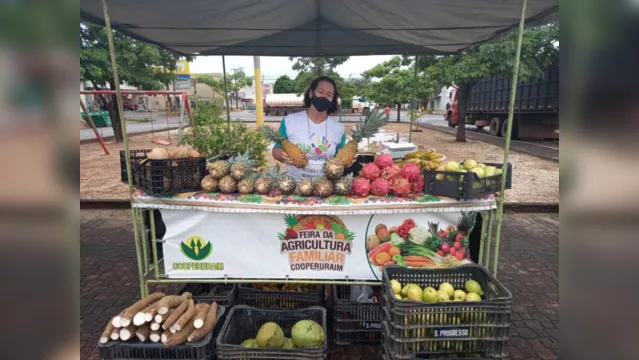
[311,96,332,112]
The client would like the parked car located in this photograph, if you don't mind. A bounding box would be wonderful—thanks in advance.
[122,100,139,111]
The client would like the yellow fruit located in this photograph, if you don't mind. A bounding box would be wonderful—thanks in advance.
[259,126,308,168]
[426,161,435,169]
[429,153,444,159]
[335,110,388,166]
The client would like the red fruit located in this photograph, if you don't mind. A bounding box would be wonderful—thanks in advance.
[440,242,451,252]
[397,225,410,239]
[305,221,316,230]
[285,229,298,239]
[454,241,461,250]
[437,230,448,238]
[361,163,381,180]
[410,175,425,193]
[455,251,465,260]
[381,166,399,182]
[391,177,411,197]
[353,177,371,197]
[370,178,391,196]
[400,163,422,182]
[374,154,394,169]
[437,250,445,257]
[402,219,416,230]
[449,248,456,256]
[455,233,464,242]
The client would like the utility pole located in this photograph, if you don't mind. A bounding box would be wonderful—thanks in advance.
[254,57,264,126]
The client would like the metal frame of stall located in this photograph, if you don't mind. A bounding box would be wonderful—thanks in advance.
[98,0,530,297]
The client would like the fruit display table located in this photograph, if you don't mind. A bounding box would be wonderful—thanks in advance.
[131,190,499,296]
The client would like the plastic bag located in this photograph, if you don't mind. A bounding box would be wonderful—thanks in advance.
[349,285,377,303]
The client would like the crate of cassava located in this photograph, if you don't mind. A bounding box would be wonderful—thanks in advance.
[98,292,226,360]
[216,305,327,360]
[332,285,383,345]
[119,147,206,196]
[381,265,512,359]
[237,283,324,309]
[178,283,237,307]
[423,162,512,200]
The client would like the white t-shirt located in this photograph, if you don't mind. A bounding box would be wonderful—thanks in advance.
[274,110,347,180]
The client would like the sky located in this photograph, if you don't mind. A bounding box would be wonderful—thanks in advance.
[189,55,396,83]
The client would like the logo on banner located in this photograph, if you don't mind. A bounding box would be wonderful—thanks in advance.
[278,215,354,272]
[180,236,212,261]
[173,236,224,271]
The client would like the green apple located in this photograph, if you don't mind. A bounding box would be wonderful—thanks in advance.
[483,166,497,177]
[444,161,460,171]
[463,159,477,170]
[477,163,486,169]
[390,280,402,294]
[470,167,485,179]
[422,287,438,303]
[438,282,454,298]
[436,290,450,302]
[466,292,482,302]
[453,290,467,301]
[400,284,411,297]
[394,293,403,300]
[406,284,423,301]
[464,280,484,295]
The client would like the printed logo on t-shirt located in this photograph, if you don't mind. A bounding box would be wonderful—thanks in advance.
[311,136,332,156]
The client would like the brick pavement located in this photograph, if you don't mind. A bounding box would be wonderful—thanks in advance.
[81,210,558,360]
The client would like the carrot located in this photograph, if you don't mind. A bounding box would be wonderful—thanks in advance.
[368,242,393,263]
[405,260,436,268]
[402,256,433,262]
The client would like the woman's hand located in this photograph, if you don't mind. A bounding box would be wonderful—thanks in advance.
[273,147,292,164]
[280,152,292,165]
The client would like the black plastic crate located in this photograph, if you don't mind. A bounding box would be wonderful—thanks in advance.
[332,285,383,345]
[119,149,207,196]
[237,284,324,309]
[344,153,375,177]
[178,283,237,307]
[98,305,226,360]
[381,336,490,360]
[216,305,327,359]
[423,163,512,200]
[380,265,511,359]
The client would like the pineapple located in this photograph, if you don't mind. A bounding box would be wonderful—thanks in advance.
[201,175,218,193]
[259,126,308,168]
[313,177,334,197]
[229,150,255,181]
[208,160,230,180]
[334,174,354,196]
[277,174,297,195]
[323,158,345,180]
[456,211,477,235]
[218,175,237,194]
[296,178,314,196]
[335,109,388,167]
[237,173,257,194]
[254,165,279,195]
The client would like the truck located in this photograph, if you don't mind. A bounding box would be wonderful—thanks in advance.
[445,63,559,139]
[263,93,343,116]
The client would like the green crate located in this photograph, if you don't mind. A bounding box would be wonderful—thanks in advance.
[81,110,112,128]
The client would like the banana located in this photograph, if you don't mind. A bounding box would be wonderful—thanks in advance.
[425,149,435,157]
[426,161,436,169]
[405,152,420,160]
[429,153,444,160]
[406,158,422,165]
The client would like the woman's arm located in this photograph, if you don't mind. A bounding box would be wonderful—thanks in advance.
[272,119,291,164]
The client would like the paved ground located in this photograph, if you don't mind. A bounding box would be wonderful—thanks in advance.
[80,210,558,360]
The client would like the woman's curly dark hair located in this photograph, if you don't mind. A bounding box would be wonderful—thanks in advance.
[303,76,340,114]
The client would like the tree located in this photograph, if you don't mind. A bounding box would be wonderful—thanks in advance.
[80,22,193,142]
[197,68,253,108]
[362,56,436,121]
[289,56,349,76]
[272,75,296,93]
[427,24,559,142]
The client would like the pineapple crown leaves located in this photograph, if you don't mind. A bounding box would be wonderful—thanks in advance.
[457,211,477,231]
[351,109,388,142]
[284,214,298,228]
[258,125,286,143]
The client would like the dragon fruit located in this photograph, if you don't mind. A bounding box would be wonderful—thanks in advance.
[374,154,393,170]
[370,178,390,196]
[400,163,422,182]
[391,177,411,197]
[360,163,381,180]
[411,175,425,193]
[380,166,399,182]
[352,177,371,197]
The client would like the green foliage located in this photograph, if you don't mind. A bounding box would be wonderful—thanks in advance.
[197,69,253,107]
[182,100,268,167]
[289,57,350,76]
[273,75,297,93]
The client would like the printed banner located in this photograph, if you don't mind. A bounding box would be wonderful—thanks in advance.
[160,210,474,280]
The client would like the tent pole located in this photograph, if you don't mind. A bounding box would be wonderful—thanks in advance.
[409,55,418,143]
[254,56,264,126]
[101,0,145,298]
[222,55,232,131]
[492,0,528,276]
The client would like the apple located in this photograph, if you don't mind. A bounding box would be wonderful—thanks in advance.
[436,290,450,302]
[422,287,438,303]
[453,290,467,301]
[438,283,455,298]
[394,293,403,300]
[401,284,411,297]
[406,285,423,301]
[455,251,465,261]
[466,292,482,302]
[390,280,402,295]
